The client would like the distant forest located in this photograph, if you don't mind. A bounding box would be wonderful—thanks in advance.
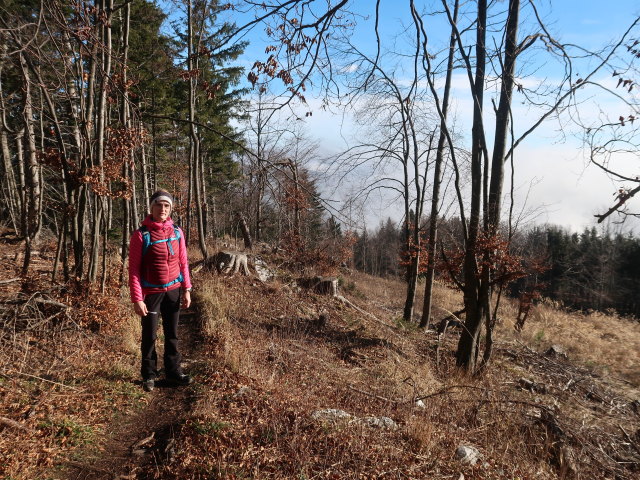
[353,220,640,319]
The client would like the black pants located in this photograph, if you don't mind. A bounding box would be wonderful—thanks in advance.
[140,288,183,380]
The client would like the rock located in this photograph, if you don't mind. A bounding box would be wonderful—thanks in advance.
[232,386,253,399]
[311,410,398,430]
[298,276,339,296]
[544,344,568,360]
[518,377,547,394]
[311,409,354,424]
[361,416,398,430]
[254,257,274,282]
[455,445,482,465]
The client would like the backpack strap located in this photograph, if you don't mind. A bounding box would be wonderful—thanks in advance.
[139,226,152,256]
[138,225,184,289]
[141,272,184,289]
[139,225,181,256]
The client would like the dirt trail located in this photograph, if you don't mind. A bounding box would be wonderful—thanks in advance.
[61,308,200,480]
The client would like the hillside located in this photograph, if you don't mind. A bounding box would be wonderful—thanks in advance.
[1,249,640,479]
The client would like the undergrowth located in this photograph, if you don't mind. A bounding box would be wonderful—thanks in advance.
[1,250,639,479]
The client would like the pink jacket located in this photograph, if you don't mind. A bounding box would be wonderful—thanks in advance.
[129,215,192,303]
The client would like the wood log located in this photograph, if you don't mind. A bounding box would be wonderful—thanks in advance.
[211,251,250,276]
[298,276,338,296]
[0,416,27,431]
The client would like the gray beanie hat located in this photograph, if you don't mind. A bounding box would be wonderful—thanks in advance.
[150,190,173,208]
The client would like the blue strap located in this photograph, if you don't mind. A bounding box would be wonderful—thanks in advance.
[141,226,181,256]
[139,225,183,289]
[141,272,184,289]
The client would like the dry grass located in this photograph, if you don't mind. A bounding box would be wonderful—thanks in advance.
[2,244,639,479]
[0,252,146,480]
[130,269,602,478]
[496,297,640,386]
[152,265,639,480]
[0,333,145,479]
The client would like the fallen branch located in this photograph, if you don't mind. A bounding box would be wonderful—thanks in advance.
[6,370,81,391]
[619,425,640,455]
[64,460,114,474]
[1,296,69,309]
[0,278,20,285]
[416,384,487,402]
[434,307,465,371]
[335,295,399,335]
[347,385,399,404]
[0,416,28,431]
[131,431,156,450]
[32,297,70,309]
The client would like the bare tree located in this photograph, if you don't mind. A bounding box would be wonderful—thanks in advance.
[327,57,438,321]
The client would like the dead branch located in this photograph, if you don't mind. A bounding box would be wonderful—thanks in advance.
[0,416,28,431]
[347,385,399,404]
[335,295,397,333]
[595,184,640,223]
[416,384,487,402]
[6,370,81,391]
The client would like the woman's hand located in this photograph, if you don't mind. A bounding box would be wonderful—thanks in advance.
[133,301,148,317]
[182,290,191,309]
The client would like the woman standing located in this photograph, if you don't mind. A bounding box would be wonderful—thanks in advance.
[129,190,193,392]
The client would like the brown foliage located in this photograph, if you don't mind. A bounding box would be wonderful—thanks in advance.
[440,231,547,290]
[280,230,356,276]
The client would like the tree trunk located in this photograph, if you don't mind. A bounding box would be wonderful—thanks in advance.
[478,0,520,371]
[488,0,519,230]
[187,0,208,259]
[19,52,42,274]
[0,127,19,233]
[420,0,458,329]
[456,0,487,373]
[89,0,113,283]
[238,213,253,250]
[0,85,20,231]
[0,38,20,233]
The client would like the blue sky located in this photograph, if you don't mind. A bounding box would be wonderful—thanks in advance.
[160,1,640,233]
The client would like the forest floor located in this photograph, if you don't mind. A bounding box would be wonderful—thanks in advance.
[1,239,640,479]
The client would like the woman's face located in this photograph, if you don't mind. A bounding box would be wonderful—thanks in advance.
[151,200,171,222]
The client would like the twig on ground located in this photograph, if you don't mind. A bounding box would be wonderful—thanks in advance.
[6,370,81,391]
[335,295,401,337]
[0,416,28,431]
[619,424,640,454]
[347,385,399,404]
[416,384,487,402]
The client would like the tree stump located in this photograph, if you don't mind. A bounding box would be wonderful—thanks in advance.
[193,251,250,276]
[215,251,250,276]
[298,276,338,296]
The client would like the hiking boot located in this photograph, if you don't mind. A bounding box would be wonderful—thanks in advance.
[168,373,192,386]
[143,378,155,392]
